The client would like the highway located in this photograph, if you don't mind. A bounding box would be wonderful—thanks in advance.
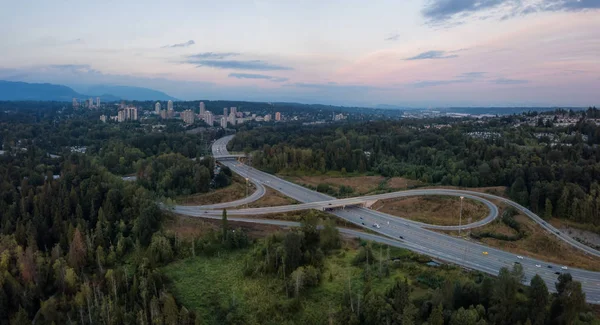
[177,135,600,303]
[173,189,499,231]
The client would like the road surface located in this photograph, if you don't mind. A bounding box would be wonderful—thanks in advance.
[175,135,600,303]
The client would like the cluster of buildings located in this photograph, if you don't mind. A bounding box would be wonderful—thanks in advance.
[333,113,347,121]
[154,101,282,128]
[73,97,101,109]
[100,103,139,123]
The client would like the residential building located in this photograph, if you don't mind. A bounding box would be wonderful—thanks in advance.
[160,109,168,119]
[96,97,100,107]
[275,112,281,121]
[199,102,205,116]
[220,116,227,128]
[230,107,237,115]
[333,113,346,121]
[203,111,214,126]
[228,112,237,125]
[72,98,79,109]
[125,106,138,121]
[264,114,272,122]
[182,109,195,124]
[117,110,126,122]
[99,115,107,123]
[88,98,94,109]
[155,102,161,115]
[223,107,228,117]
[167,100,173,111]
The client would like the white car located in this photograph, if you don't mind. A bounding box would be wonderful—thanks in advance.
[517,256,524,259]
[561,266,568,270]
[535,264,541,268]
[373,223,380,229]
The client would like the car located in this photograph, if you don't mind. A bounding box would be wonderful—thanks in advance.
[561,266,568,270]
[547,265,553,268]
[517,255,524,259]
[361,222,365,225]
[514,261,521,265]
[535,264,541,268]
[482,251,488,255]
[359,216,363,219]
[328,203,332,206]
[399,236,404,239]
[373,223,380,229]
[555,272,561,275]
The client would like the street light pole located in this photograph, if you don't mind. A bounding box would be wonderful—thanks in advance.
[459,196,464,236]
[245,178,249,208]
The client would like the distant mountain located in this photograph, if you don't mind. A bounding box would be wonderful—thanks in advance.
[78,85,178,101]
[0,80,178,102]
[0,80,82,101]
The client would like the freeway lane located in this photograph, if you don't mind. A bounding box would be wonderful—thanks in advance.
[173,189,499,231]
[186,135,600,303]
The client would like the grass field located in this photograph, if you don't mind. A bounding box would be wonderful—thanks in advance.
[246,187,298,208]
[374,195,488,226]
[176,176,253,206]
[164,213,286,240]
[284,175,422,197]
[162,240,471,325]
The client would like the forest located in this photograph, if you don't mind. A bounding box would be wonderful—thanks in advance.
[230,108,600,225]
[0,104,599,324]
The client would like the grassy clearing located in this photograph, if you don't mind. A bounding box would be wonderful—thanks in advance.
[444,209,600,271]
[284,175,387,196]
[421,185,508,198]
[176,176,254,206]
[245,187,298,208]
[374,196,488,226]
[164,213,285,240]
[162,240,473,325]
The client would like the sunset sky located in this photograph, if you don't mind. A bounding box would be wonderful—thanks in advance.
[0,0,598,107]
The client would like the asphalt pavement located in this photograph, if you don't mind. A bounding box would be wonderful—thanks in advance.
[176,135,600,303]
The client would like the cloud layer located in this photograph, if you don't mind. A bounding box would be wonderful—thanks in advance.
[188,52,240,59]
[228,73,288,82]
[187,59,292,71]
[423,0,600,23]
[385,33,401,41]
[411,71,529,88]
[162,40,195,48]
[405,50,458,60]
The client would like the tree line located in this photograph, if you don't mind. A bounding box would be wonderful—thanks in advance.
[231,108,600,225]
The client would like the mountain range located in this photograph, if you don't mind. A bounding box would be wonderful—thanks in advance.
[0,80,177,102]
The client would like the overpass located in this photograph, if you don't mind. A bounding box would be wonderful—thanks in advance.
[174,134,600,304]
[213,154,246,160]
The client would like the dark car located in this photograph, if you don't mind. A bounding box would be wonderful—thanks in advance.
[361,222,365,225]
[514,261,521,265]
[555,272,561,275]
[399,236,404,240]
[359,216,363,219]
[547,265,553,268]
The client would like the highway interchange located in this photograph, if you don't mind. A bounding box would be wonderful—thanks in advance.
[173,135,600,303]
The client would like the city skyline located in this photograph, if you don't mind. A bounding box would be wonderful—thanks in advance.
[0,0,598,107]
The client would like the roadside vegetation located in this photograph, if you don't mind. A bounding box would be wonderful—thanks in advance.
[232,108,600,231]
[451,207,600,271]
[163,212,597,325]
[373,196,488,226]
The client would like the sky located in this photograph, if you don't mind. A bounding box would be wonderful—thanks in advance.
[0,0,598,107]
